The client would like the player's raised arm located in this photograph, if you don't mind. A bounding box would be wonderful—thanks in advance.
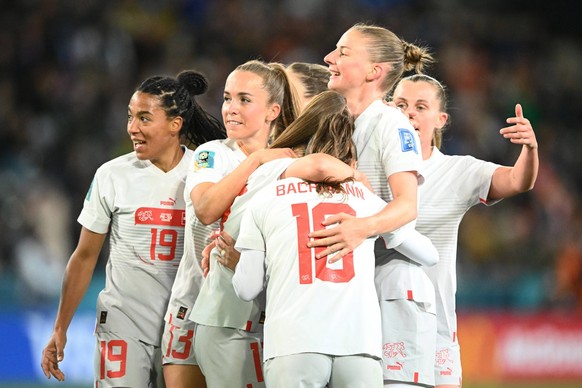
[489,103,539,200]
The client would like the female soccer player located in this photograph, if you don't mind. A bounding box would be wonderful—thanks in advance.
[391,74,538,388]
[40,70,225,386]
[232,90,439,388]
[167,60,296,388]
[310,23,438,387]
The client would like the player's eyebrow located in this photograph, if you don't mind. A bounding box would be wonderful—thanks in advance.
[128,106,153,115]
[224,91,254,98]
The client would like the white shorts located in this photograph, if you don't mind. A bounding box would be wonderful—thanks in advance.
[264,353,383,388]
[434,330,462,386]
[194,324,264,388]
[94,331,165,388]
[380,299,436,387]
[161,313,198,365]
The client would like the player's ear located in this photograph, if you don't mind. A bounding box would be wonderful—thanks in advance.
[366,63,389,82]
[266,103,281,123]
[170,116,183,136]
[436,112,448,129]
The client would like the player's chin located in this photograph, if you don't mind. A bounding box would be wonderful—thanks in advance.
[134,150,150,160]
[327,78,342,92]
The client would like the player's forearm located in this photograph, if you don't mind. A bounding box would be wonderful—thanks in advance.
[53,255,96,333]
[511,145,539,192]
[390,230,438,267]
[491,145,539,200]
[366,196,417,237]
[232,250,265,301]
[193,155,261,224]
[285,153,353,181]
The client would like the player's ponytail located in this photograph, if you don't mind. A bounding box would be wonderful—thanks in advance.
[235,60,300,143]
[349,23,434,94]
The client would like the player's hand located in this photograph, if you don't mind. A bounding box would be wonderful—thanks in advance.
[41,331,67,381]
[201,232,219,277]
[307,213,368,263]
[253,148,297,165]
[500,104,538,150]
[216,231,240,272]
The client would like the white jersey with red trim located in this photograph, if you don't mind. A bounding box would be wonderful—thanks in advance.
[235,178,386,360]
[418,148,499,347]
[353,100,434,307]
[162,139,243,327]
[188,145,294,330]
[78,146,193,346]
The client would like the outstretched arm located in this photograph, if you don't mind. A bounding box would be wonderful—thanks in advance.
[489,103,539,200]
[41,227,105,381]
[389,230,438,267]
[192,148,296,224]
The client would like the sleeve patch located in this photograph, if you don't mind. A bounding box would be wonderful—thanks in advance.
[194,150,215,170]
[398,128,418,154]
[85,178,94,201]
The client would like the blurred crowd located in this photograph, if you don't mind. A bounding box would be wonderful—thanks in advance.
[1,0,581,312]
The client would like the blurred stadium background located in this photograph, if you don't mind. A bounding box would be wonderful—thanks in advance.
[1,0,581,386]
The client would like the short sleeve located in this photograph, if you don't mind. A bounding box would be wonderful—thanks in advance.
[186,141,234,194]
[379,110,424,183]
[77,167,113,234]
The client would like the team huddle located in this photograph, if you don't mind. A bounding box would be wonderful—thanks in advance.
[41,23,539,388]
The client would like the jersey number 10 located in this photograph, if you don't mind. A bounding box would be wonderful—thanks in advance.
[292,202,355,284]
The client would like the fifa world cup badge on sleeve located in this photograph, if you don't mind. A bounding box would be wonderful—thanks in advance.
[85,179,95,201]
[398,128,418,154]
[193,150,215,171]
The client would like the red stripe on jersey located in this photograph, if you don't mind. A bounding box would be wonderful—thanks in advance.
[250,342,264,382]
[453,331,457,342]
[414,371,419,383]
[166,314,175,357]
[221,184,248,227]
[407,290,413,300]
[245,320,252,331]
[135,208,185,227]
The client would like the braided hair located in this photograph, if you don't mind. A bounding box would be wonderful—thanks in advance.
[136,70,225,147]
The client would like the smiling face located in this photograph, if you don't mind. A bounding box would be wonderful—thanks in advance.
[392,79,448,158]
[221,70,280,149]
[127,91,182,167]
[324,29,373,97]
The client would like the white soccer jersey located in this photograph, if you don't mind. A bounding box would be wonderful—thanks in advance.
[78,146,193,346]
[418,148,499,348]
[235,178,387,361]
[189,156,295,330]
[163,139,241,328]
[353,100,434,306]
